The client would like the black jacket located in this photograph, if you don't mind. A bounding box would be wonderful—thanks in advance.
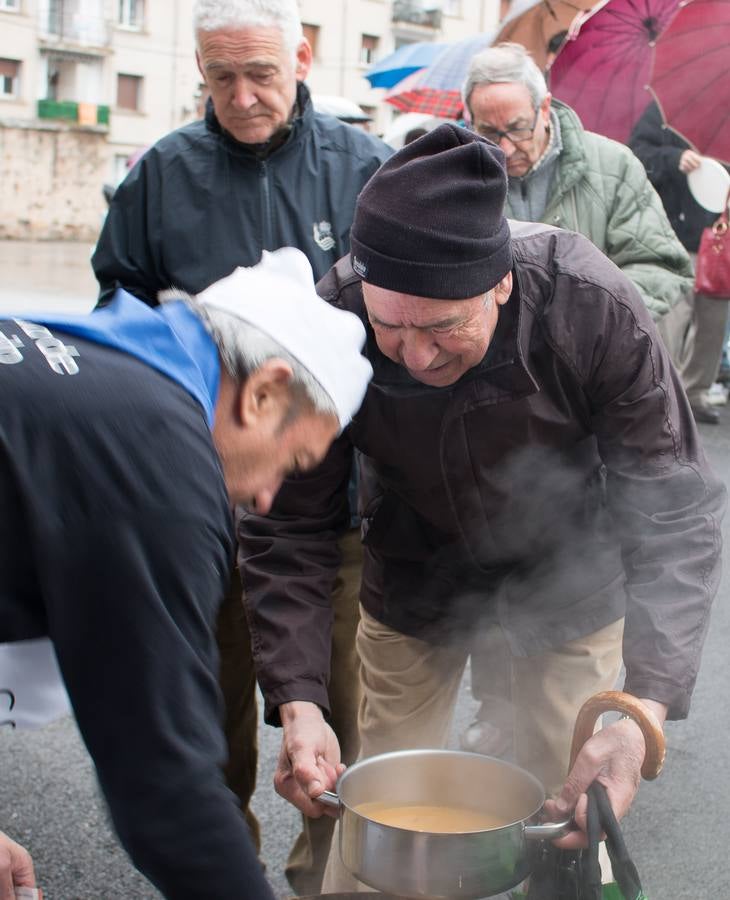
[238,224,725,725]
[92,84,391,303]
[629,101,717,252]
[0,310,274,900]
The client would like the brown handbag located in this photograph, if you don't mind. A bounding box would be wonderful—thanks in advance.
[694,187,730,298]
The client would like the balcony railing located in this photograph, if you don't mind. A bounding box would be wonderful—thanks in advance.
[38,6,111,48]
[38,99,110,126]
[392,0,443,28]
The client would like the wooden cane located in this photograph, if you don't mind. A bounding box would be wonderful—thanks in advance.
[569,690,666,780]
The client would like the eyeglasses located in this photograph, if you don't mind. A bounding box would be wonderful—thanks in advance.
[472,107,540,145]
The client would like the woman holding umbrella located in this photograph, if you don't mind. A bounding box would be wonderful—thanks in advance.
[630,100,730,425]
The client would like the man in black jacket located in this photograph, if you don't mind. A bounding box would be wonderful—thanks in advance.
[0,249,372,899]
[91,0,391,891]
[236,127,724,892]
[630,100,730,425]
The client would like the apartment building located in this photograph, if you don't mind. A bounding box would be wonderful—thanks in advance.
[301,0,499,132]
[0,0,499,240]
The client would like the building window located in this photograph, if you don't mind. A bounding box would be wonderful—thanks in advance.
[302,23,320,58]
[443,0,462,14]
[0,59,19,99]
[194,81,210,118]
[117,73,142,110]
[360,34,379,66]
[118,0,144,29]
[0,0,20,11]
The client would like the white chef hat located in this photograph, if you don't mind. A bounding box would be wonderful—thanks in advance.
[197,248,372,429]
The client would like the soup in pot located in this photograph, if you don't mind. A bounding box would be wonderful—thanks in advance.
[353,800,507,833]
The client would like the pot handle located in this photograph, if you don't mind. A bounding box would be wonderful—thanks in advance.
[569,690,666,780]
[315,789,341,811]
[523,818,573,840]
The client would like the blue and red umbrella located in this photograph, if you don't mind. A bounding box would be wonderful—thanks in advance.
[365,41,447,89]
[384,32,497,118]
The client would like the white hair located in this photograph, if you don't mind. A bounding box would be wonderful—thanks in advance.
[462,42,548,117]
[160,291,337,420]
[193,0,303,55]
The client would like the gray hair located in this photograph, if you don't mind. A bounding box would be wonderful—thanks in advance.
[193,0,303,55]
[462,42,548,117]
[160,291,337,421]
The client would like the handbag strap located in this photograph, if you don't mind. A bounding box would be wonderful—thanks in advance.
[588,782,647,900]
[524,783,647,900]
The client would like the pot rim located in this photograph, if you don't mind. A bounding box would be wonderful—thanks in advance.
[335,747,548,836]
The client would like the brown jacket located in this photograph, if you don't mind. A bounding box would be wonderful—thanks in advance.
[239,224,724,724]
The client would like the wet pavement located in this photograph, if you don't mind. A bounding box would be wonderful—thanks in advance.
[0,240,97,315]
[0,241,729,898]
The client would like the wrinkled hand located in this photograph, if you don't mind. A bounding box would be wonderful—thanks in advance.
[679,149,702,173]
[0,831,36,900]
[275,700,345,819]
[544,698,666,850]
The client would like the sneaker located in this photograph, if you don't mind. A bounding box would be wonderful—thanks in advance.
[461,718,512,757]
[460,700,514,758]
[707,382,728,406]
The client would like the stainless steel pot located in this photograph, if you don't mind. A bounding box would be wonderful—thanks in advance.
[318,748,570,899]
[316,690,668,899]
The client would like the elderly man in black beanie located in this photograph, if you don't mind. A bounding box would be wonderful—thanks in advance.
[237,125,724,891]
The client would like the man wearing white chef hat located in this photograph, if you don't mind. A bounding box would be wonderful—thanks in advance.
[0,247,371,899]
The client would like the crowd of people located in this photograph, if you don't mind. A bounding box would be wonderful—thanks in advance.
[1,0,727,898]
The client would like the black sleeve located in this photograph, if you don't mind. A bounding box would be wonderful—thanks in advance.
[91,153,169,308]
[40,436,274,898]
[628,101,684,190]
[238,433,354,725]
[581,288,726,718]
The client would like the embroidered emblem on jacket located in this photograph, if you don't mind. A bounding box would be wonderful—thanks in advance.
[313,220,336,252]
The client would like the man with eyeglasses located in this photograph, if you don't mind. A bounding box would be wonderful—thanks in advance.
[463,43,692,323]
[460,42,696,758]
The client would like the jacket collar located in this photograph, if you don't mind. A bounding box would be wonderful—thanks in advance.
[548,99,589,196]
[26,290,220,427]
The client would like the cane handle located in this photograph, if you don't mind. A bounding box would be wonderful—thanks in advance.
[569,690,666,780]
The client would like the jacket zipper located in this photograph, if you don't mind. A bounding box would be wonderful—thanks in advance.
[259,159,274,252]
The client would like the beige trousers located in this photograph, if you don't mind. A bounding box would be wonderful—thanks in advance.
[218,529,363,897]
[322,609,624,894]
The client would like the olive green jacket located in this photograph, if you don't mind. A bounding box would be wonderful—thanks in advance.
[505,101,694,320]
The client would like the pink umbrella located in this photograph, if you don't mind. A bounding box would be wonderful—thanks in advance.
[549,0,681,143]
[650,0,730,164]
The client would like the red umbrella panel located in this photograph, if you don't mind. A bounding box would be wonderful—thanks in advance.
[549,0,681,143]
[650,0,730,164]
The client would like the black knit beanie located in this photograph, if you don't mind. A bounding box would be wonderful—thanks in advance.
[350,124,512,299]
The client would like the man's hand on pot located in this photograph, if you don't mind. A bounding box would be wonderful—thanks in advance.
[275,700,345,819]
[0,830,36,900]
[544,698,667,850]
